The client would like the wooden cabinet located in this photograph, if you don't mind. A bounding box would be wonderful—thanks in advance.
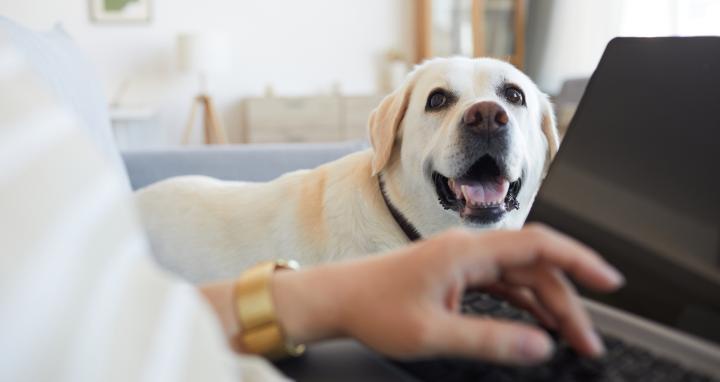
[242,95,383,143]
[244,97,341,143]
[342,95,385,140]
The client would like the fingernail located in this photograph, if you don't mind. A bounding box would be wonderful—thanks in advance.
[588,330,606,356]
[603,265,625,286]
[517,333,553,363]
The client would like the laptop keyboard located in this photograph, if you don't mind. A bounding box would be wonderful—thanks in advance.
[391,292,717,382]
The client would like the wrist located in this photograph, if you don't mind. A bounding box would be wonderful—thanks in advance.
[272,263,347,345]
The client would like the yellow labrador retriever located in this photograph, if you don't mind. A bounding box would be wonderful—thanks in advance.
[136,57,559,282]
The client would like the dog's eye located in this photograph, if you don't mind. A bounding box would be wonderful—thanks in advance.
[504,86,525,106]
[426,90,449,111]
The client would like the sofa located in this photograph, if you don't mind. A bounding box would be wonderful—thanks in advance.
[123,141,368,191]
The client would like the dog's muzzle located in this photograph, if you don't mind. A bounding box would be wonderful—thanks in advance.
[432,101,522,224]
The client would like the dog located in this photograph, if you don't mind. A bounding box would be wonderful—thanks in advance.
[135,57,559,283]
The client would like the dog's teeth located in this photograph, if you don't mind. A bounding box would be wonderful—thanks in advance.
[450,179,464,200]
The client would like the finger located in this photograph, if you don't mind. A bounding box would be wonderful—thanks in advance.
[475,224,624,291]
[481,284,558,330]
[429,314,554,365]
[502,266,605,357]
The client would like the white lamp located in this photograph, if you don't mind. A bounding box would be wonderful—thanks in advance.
[177,32,230,144]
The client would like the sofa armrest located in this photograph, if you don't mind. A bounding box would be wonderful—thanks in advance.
[121,141,369,190]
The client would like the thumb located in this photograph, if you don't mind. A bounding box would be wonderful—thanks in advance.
[429,314,554,365]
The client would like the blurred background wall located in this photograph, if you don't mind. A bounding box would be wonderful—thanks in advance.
[1,0,719,146]
[0,0,414,144]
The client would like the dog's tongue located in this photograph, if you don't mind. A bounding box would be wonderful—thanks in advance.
[449,177,510,207]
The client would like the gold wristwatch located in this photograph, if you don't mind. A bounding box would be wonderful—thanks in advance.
[233,259,306,359]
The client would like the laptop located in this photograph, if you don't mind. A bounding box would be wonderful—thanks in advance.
[275,37,720,381]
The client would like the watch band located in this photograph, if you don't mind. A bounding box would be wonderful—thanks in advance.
[233,259,306,359]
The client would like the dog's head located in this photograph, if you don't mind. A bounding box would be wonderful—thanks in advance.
[369,57,558,232]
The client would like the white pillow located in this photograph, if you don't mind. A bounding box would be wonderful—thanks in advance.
[0,16,128,187]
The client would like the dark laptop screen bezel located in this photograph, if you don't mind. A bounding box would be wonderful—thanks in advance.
[526,37,720,346]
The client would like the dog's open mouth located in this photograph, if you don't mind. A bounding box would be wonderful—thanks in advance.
[433,155,522,224]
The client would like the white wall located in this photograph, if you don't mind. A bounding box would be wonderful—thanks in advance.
[0,0,413,144]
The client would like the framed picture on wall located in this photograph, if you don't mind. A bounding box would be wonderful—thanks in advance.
[90,0,152,23]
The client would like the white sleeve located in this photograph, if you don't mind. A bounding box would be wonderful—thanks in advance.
[0,35,289,382]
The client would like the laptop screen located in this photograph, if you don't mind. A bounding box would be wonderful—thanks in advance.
[527,37,720,346]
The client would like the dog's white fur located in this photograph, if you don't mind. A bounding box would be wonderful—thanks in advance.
[136,57,559,283]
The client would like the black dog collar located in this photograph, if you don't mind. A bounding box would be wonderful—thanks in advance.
[378,175,422,242]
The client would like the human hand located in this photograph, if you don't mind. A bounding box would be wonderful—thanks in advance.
[272,224,624,365]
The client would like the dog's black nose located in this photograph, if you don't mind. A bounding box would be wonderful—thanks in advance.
[462,101,509,135]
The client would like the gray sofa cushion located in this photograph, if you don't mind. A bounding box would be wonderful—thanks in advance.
[122,141,369,190]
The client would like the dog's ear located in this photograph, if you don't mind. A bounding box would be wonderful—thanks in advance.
[540,94,560,166]
[368,81,414,176]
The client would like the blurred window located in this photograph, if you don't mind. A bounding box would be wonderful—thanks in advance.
[676,0,720,36]
[619,0,720,37]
